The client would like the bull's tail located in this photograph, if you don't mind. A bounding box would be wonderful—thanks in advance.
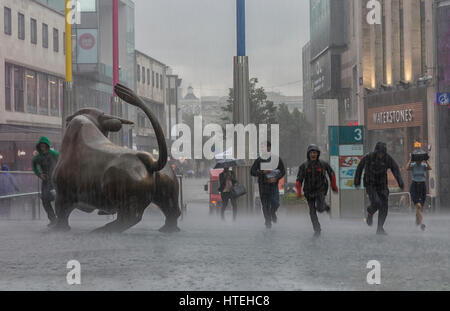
[114,83,167,172]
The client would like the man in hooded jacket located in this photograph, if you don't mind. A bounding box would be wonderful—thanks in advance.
[32,136,59,227]
[354,142,404,235]
[296,144,338,237]
[251,141,286,229]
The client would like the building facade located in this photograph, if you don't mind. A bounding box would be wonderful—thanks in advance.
[306,0,443,208]
[0,0,65,170]
[135,50,167,154]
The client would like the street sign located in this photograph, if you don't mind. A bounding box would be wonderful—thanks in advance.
[339,126,364,144]
[436,92,450,106]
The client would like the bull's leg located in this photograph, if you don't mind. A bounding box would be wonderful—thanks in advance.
[157,197,181,233]
[52,194,74,232]
[91,202,146,234]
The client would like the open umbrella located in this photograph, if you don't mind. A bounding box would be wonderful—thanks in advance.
[213,159,246,169]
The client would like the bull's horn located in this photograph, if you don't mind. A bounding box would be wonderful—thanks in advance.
[101,114,134,125]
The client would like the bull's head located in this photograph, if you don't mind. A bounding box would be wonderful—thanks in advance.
[66,108,134,137]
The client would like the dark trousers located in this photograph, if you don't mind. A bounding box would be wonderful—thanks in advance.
[221,192,237,220]
[366,185,389,230]
[306,192,329,233]
[41,182,56,222]
[259,185,280,224]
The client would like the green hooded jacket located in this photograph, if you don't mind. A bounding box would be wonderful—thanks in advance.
[32,136,60,179]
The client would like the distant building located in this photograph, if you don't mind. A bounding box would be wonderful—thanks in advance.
[135,50,167,154]
[0,0,65,170]
[265,91,303,113]
[179,86,201,115]
[71,0,136,147]
[200,96,229,125]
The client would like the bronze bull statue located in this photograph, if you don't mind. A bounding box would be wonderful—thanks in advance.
[52,84,181,233]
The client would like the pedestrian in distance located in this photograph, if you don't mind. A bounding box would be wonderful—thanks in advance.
[0,165,20,218]
[32,137,59,227]
[251,141,286,229]
[354,142,404,235]
[406,156,431,231]
[296,144,338,238]
[218,167,238,221]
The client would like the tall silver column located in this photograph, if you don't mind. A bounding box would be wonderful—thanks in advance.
[233,56,254,213]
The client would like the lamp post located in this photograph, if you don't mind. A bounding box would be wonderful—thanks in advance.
[110,0,123,146]
[233,0,253,212]
[63,0,76,130]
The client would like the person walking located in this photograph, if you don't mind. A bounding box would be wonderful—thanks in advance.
[406,157,431,231]
[296,144,338,237]
[218,167,238,221]
[251,141,286,229]
[0,165,20,218]
[354,142,404,235]
[32,137,59,227]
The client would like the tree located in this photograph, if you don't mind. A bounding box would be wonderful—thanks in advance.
[276,104,313,168]
[221,78,278,125]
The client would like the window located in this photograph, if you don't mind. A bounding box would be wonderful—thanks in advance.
[30,18,37,44]
[156,73,159,89]
[18,13,25,40]
[26,70,37,114]
[49,78,59,116]
[60,81,64,114]
[4,7,11,35]
[160,74,163,89]
[39,73,48,115]
[53,28,59,52]
[152,71,155,87]
[147,69,150,85]
[79,0,96,12]
[5,63,12,111]
[137,65,140,82]
[42,23,48,48]
[142,67,145,84]
[14,66,25,112]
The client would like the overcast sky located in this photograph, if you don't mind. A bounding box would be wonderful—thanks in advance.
[134,0,310,97]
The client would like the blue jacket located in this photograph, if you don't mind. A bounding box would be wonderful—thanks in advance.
[0,165,19,196]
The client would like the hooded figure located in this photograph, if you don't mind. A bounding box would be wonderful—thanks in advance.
[251,141,286,229]
[354,142,404,235]
[296,144,338,237]
[32,136,59,226]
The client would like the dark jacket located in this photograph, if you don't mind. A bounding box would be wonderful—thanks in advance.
[251,156,286,188]
[218,170,237,193]
[32,136,59,184]
[0,165,19,196]
[297,144,336,196]
[354,142,404,189]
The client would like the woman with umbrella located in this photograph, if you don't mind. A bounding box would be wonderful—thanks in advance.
[214,159,244,221]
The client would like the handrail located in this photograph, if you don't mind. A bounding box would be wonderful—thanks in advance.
[0,192,40,200]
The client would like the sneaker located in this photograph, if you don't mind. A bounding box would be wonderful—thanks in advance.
[271,213,277,223]
[47,220,57,228]
[420,224,426,231]
[366,213,373,226]
[376,228,388,235]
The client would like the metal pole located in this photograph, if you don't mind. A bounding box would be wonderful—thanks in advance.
[63,0,76,129]
[233,0,253,213]
[111,0,123,146]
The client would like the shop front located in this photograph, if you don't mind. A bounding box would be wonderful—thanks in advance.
[366,92,427,189]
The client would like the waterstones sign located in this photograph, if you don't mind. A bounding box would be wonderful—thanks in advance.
[372,109,414,125]
[368,103,423,130]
